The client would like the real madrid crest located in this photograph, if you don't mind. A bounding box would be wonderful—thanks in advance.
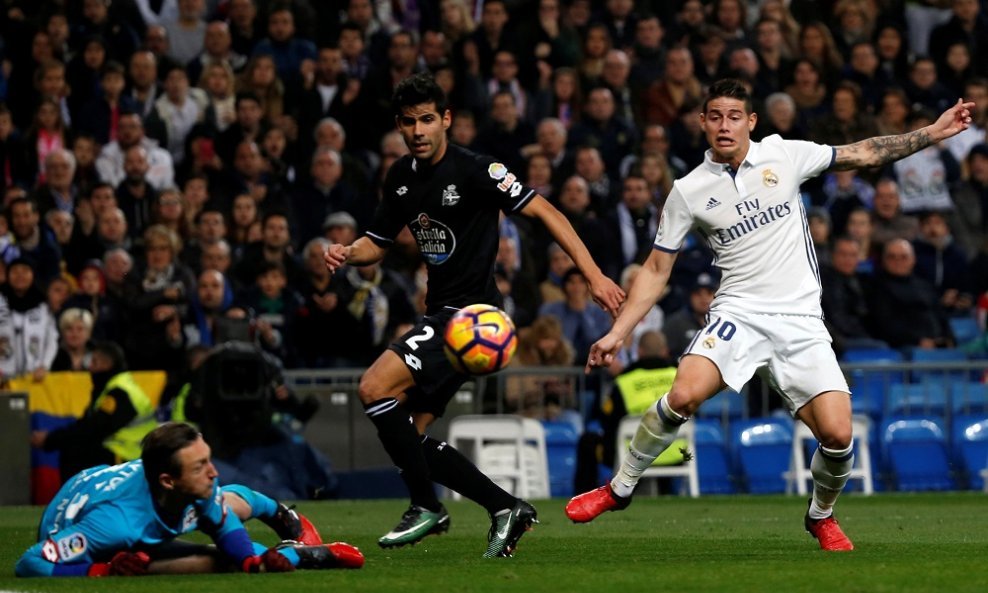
[762,169,779,187]
[703,337,716,349]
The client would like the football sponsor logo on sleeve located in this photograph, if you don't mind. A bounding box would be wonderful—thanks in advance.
[497,172,517,192]
[42,539,58,562]
[488,162,507,180]
[55,533,88,561]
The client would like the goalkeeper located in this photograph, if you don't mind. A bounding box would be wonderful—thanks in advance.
[16,422,364,577]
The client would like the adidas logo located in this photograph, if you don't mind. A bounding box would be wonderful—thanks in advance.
[705,197,722,210]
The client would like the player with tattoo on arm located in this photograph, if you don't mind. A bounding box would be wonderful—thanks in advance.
[565,78,974,551]
[324,73,625,557]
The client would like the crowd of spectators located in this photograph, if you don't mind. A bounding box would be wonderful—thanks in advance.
[0,0,985,405]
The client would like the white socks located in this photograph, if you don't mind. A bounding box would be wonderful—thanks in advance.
[611,396,687,498]
[808,443,854,520]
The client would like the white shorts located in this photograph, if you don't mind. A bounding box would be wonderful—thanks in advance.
[683,308,849,414]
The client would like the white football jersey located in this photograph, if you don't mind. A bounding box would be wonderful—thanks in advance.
[655,135,834,317]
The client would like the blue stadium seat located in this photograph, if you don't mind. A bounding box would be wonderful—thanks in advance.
[693,419,735,494]
[696,389,745,422]
[730,418,793,493]
[951,415,988,491]
[881,417,954,491]
[949,317,982,345]
[908,348,969,383]
[842,348,905,420]
[887,383,948,417]
[950,381,988,415]
[542,420,580,498]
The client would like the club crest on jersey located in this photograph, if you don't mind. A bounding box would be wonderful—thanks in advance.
[410,213,456,265]
[762,169,779,187]
[488,162,508,180]
[56,533,88,561]
[442,184,460,206]
[182,507,198,532]
[703,337,716,349]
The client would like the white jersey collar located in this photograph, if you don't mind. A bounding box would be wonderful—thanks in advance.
[702,139,762,175]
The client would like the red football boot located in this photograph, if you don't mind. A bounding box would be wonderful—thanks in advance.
[805,513,854,551]
[289,542,365,569]
[565,485,631,523]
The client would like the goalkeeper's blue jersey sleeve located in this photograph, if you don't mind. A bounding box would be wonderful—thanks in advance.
[15,460,250,577]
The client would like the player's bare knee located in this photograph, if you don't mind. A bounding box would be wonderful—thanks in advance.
[666,388,702,418]
[357,378,388,405]
[818,428,853,450]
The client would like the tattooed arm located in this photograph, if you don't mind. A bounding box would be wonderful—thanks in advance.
[832,99,975,170]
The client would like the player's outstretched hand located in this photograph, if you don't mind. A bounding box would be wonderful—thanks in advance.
[243,548,296,573]
[585,333,623,374]
[323,243,350,275]
[589,276,626,318]
[108,551,151,576]
[931,99,975,141]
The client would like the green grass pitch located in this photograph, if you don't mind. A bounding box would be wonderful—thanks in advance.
[0,494,986,593]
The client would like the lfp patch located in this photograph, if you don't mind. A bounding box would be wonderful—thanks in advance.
[488,162,507,180]
[55,533,88,561]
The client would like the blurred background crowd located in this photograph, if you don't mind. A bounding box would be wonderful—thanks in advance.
[0,0,985,409]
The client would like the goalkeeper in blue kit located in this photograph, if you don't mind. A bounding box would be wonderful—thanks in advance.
[16,422,364,577]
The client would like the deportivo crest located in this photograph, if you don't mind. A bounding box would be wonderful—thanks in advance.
[396,185,408,196]
[442,184,460,206]
[488,162,508,180]
[762,169,779,187]
[55,533,88,561]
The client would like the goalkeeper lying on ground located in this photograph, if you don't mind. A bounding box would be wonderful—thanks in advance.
[16,422,364,577]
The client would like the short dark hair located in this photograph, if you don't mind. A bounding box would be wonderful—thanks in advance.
[703,78,753,114]
[100,60,126,78]
[142,422,202,490]
[391,72,448,119]
[92,339,128,371]
[235,90,262,108]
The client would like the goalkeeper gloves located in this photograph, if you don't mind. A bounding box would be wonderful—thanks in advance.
[87,551,151,577]
[242,548,295,573]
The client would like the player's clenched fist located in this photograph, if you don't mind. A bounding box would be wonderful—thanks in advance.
[585,333,623,373]
[324,243,350,274]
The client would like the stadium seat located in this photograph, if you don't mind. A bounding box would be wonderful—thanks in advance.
[695,389,745,422]
[950,381,988,415]
[542,420,580,498]
[615,416,699,497]
[887,383,948,417]
[951,415,988,491]
[784,416,874,495]
[693,419,736,494]
[730,418,793,494]
[881,416,954,491]
[841,348,905,420]
[908,348,969,383]
[445,415,550,499]
[949,317,982,345]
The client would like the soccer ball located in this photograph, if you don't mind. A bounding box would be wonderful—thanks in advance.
[444,304,518,375]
